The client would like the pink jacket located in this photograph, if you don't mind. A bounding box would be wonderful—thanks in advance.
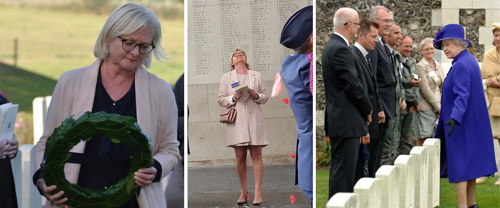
[218,70,268,147]
[35,60,180,208]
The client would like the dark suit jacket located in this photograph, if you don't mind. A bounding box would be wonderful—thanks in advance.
[368,41,396,119]
[322,34,372,138]
[352,46,382,140]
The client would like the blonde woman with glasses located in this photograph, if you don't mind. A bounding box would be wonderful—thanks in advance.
[33,3,180,207]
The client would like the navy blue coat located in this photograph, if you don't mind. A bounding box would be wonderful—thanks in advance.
[281,53,312,193]
[435,50,497,183]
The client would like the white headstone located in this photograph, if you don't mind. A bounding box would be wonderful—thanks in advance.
[394,155,416,208]
[33,96,51,144]
[13,145,42,207]
[354,178,382,208]
[424,139,441,207]
[411,146,429,208]
[327,193,358,208]
[375,165,399,208]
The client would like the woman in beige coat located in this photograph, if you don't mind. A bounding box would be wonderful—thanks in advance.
[33,3,180,207]
[415,37,445,146]
[218,49,268,205]
[477,23,500,185]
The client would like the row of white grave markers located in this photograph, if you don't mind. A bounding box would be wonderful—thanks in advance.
[327,138,441,208]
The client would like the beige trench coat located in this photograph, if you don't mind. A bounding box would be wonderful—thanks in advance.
[34,60,181,208]
[481,47,500,138]
[416,58,445,112]
[218,70,268,147]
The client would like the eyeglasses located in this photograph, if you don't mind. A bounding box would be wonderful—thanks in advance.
[117,36,155,55]
[344,21,361,26]
[376,18,393,23]
[233,52,246,57]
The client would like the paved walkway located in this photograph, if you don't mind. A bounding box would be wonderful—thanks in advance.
[188,164,309,208]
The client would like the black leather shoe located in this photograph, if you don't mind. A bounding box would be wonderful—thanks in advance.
[468,204,478,208]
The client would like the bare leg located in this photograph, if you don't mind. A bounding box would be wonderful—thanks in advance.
[249,145,263,203]
[234,146,248,202]
[476,176,486,184]
[455,181,468,208]
[466,180,477,207]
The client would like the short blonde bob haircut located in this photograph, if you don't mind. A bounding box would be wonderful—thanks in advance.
[418,37,434,53]
[230,49,250,70]
[94,3,166,69]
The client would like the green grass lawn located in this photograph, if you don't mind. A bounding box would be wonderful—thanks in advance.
[316,168,500,208]
[0,5,183,144]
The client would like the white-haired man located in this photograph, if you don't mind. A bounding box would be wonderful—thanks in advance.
[322,7,372,198]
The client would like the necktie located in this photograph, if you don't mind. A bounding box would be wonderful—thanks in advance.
[381,37,392,57]
[365,55,372,70]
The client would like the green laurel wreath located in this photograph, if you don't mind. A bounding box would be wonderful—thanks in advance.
[42,111,153,208]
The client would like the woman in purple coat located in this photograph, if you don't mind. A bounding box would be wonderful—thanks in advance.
[434,24,497,208]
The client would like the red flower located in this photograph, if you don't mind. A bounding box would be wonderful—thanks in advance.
[326,136,330,143]
[282,98,290,104]
[290,153,296,158]
[290,194,296,204]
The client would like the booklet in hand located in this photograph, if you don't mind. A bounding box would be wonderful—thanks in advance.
[0,103,18,141]
[235,85,249,99]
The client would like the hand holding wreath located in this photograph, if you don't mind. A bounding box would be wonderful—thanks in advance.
[39,112,154,208]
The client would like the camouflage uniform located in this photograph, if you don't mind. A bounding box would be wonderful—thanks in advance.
[381,47,402,166]
[394,52,419,160]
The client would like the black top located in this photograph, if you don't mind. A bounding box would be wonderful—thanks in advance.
[77,69,139,207]
[32,69,162,206]
[0,91,18,208]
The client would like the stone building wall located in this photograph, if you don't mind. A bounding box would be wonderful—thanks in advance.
[316,0,500,141]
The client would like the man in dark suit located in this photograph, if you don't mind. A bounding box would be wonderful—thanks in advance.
[367,5,395,171]
[352,19,386,178]
[322,7,372,198]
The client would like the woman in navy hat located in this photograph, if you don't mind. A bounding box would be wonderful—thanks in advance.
[433,24,497,208]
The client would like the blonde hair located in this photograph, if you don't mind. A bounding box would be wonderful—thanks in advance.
[93,3,166,68]
[230,49,250,70]
[418,37,434,53]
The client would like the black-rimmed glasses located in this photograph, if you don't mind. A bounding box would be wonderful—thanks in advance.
[117,36,155,55]
[344,21,361,26]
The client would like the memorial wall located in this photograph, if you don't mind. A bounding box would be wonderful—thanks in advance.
[188,0,312,166]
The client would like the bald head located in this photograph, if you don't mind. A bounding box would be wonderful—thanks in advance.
[333,7,360,41]
[333,7,358,29]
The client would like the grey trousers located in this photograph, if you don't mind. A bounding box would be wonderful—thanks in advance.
[396,112,415,158]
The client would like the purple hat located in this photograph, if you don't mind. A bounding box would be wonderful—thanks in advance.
[433,24,471,50]
[280,5,313,49]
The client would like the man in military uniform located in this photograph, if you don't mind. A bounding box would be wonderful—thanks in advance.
[395,35,420,159]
